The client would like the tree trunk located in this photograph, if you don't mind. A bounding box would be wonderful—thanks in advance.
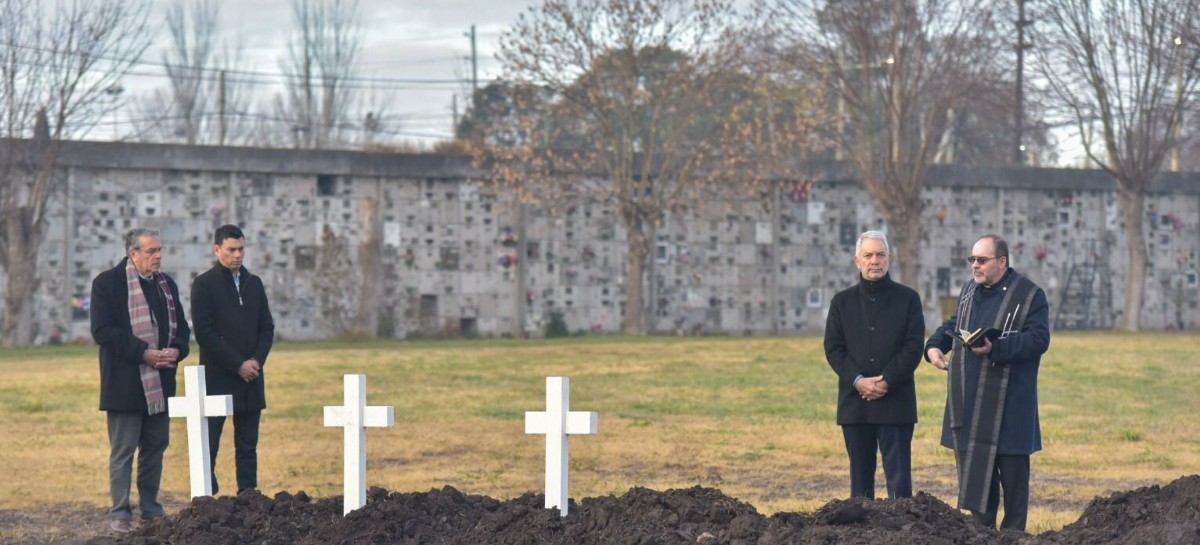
[864,183,923,288]
[644,222,658,334]
[353,192,381,338]
[887,211,922,288]
[622,224,648,335]
[2,269,38,347]
[1117,187,1146,331]
[2,208,40,347]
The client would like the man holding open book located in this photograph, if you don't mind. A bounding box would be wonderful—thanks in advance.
[824,230,924,500]
[925,234,1050,531]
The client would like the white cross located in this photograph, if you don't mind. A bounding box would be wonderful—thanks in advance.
[167,365,233,498]
[323,374,395,515]
[524,376,598,517]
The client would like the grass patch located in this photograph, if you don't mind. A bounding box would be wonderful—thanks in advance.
[1,332,1197,535]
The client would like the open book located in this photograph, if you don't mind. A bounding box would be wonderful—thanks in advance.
[948,327,1001,348]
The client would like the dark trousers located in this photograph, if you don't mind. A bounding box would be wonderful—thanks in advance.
[107,411,170,520]
[207,410,261,494]
[841,423,914,499]
[964,454,1030,531]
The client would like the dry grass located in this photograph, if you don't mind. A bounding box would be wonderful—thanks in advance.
[1,333,1197,534]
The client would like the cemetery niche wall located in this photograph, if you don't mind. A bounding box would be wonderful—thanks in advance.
[3,139,1200,343]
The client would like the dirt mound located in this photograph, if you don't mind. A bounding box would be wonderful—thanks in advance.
[86,475,1199,545]
[1038,475,1200,545]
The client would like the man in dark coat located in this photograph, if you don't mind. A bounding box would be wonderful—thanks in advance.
[926,234,1050,531]
[191,224,275,494]
[91,228,190,533]
[824,230,925,499]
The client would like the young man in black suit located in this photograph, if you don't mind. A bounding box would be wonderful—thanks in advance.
[191,224,275,495]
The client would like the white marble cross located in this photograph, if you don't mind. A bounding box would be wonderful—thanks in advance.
[323,374,395,515]
[167,365,233,498]
[524,376,598,517]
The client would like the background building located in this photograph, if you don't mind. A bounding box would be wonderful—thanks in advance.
[3,140,1199,344]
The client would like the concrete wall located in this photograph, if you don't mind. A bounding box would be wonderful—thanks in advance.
[3,139,1199,343]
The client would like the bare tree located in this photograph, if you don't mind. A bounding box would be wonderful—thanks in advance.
[485,0,797,334]
[132,0,251,145]
[276,0,361,149]
[935,75,1057,167]
[767,0,1011,285]
[350,85,401,150]
[0,0,151,347]
[159,0,218,144]
[1033,0,1200,330]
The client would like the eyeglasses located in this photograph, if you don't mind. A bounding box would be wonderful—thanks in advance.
[137,247,164,256]
[966,256,1000,265]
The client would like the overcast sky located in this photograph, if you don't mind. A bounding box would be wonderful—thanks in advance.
[124,0,528,147]
[122,0,1092,165]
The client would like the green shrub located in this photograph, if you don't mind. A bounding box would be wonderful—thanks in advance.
[544,311,569,338]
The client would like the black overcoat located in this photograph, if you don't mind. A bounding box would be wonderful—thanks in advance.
[824,273,925,425]
[191,264,274,412]
[925,268,1049,455]
[91,258,191,412]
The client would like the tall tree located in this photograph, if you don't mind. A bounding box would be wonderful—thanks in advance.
[485,0,796,334]
[133,0,250,145]
[933,76,1056,166]
[455,81,556,146]
[1033,0,1200,330]
[0,0,151,347]
[276,0,361,149]
[768,0,1010,285]
[158,0,217,144]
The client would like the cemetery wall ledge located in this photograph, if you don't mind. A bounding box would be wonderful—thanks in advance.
[5,138,1200,193]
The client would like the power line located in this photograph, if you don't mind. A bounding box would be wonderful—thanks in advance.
[5,42,466,89]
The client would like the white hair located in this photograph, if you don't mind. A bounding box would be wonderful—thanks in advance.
[855,230,891,256]
[124,228,160,252]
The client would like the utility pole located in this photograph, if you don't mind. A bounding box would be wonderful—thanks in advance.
[1015,0,1031,165]
[217,70,226,146]
[466,25,478,108]
[105,85,124,140]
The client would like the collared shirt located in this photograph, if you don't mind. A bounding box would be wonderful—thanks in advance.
[231,268,243,306]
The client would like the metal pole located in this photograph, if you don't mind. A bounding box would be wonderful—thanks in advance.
[469,25,479,105]
[217,70,226,146]
[1015,0,1029,165]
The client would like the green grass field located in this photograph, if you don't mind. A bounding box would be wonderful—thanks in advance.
[1,333,1197,533]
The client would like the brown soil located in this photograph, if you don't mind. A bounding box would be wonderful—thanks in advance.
[1,476,1196,545]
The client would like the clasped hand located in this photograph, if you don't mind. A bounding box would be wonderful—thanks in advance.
[238,359,261,382]
[142,347,179,369]
[856,376,888,401]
